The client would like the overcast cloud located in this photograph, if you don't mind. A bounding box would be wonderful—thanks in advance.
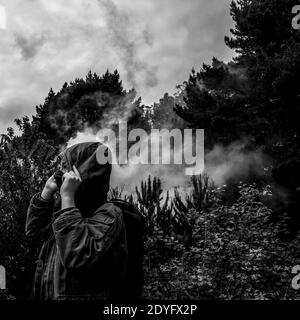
[0,0,233,133]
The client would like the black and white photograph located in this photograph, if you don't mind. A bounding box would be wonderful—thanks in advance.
[0,0,300,316]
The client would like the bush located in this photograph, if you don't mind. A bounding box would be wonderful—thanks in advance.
[142,183,300,300]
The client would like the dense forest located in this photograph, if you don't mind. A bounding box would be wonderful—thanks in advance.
[1,0,300,299]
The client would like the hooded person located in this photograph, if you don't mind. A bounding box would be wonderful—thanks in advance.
[26,142,128,300]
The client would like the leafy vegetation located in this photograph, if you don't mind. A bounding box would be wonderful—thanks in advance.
[108,176,300,300]
[141,180,300,300]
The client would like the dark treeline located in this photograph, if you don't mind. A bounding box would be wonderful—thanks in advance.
[1,0,300,299]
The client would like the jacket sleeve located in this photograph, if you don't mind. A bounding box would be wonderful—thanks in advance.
[25,193,54,241]
[52,203,123,269]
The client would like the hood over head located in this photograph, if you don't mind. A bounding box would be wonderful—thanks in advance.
[59,142,111,217]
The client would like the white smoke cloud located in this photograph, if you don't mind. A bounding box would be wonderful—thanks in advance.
[205,140,269,186]
[67,118,268,197]
[67,126,192,192]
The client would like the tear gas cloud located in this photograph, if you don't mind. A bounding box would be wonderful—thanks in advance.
[66,107,268,195]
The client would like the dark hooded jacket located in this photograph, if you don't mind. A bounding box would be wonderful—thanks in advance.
[26,142,128,300]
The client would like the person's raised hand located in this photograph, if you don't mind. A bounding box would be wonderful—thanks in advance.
[60,166,82,200]
[41,175,58,200]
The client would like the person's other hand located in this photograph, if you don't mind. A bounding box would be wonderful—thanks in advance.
[60,166,82,200]
[41,175,58,200]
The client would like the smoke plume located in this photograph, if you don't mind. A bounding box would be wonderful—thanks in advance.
[68,125,269,196]
[97,0,159,89]
[205,140,269,186]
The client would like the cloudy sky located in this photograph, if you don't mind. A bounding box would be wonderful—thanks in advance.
[0,0,234,134]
